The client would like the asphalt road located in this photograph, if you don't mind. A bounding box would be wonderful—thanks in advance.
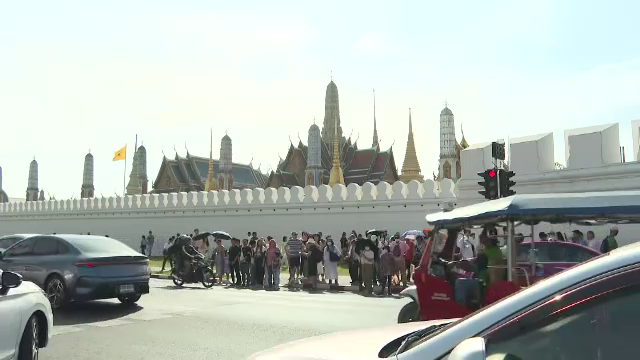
[42,279,411,360]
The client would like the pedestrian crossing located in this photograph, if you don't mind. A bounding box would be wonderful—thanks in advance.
[51,307,198,336]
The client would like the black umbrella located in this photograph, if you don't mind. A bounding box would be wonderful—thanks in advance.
[209,231,232,240]
[192,232,211,241]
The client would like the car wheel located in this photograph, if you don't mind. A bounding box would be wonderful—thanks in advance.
[398,301,420,323]
[44,275,67,310]
[118,294,142,305]
[18,314,39,360]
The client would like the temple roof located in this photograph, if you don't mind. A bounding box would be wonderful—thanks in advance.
[267,170,301,188]
[153,154,267,192]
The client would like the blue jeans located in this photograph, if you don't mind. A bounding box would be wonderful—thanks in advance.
[267,264,280,288]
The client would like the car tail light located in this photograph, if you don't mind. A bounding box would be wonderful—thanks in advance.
[75,262,96,268]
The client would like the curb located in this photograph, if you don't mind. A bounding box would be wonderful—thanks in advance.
[150,273,406,293]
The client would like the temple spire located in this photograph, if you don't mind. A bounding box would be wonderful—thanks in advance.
[205,128,218,191]
[372,89,379,147]
[328,114,345,186]
[399,108,424,183]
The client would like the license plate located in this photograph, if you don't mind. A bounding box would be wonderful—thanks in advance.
[119,284,135,294]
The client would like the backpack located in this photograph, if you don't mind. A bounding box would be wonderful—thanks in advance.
[600,237,609,253]
[329,248,340,262]
[393,244,402,257]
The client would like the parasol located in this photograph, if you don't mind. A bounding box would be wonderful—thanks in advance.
[402,230,424,238]
[365,229,387,237]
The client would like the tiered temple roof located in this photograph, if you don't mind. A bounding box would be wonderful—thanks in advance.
[267,138,398,188]
[152,153,268,193]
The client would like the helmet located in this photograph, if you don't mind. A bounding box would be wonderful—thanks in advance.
[177,235,191,246]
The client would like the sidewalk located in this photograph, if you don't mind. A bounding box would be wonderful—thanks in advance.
[150,267,408,293]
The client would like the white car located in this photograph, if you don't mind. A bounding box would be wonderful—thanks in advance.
[0,270,53,360]
[251,242,640,359]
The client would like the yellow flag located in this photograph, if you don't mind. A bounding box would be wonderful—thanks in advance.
[113,145,126,161]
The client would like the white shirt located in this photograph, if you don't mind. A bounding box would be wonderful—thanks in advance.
[588,238,603,252]
[457,235,476,260]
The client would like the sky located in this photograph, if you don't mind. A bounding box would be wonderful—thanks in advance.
[1,1,639,200]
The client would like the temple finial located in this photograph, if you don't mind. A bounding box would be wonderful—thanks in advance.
[330,70,333,81]
[444,100,448,108]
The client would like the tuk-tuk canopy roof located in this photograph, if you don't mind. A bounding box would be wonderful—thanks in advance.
[426,191,640,228]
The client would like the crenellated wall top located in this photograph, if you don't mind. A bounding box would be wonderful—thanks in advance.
[0,180,455,215]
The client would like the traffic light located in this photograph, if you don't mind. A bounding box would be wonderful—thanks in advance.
[498,169,516,197]
[478,169,499,200]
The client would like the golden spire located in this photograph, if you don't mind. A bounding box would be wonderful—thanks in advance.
[460,124,469,149]
[205,128,218,191]
[399,108,424,183]
[328,115,345,186]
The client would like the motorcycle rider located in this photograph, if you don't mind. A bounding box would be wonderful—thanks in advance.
[170,235,203,277]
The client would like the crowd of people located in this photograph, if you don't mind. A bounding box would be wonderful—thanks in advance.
[143,225,620,295]
[152,229,426,295]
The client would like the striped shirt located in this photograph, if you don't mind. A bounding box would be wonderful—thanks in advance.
[288,238,303,256]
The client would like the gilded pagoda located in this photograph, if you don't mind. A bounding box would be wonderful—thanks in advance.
[267,80,399,188]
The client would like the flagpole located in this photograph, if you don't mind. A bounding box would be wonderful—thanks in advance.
[123,144,127,196]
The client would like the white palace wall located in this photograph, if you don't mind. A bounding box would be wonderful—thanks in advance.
[3,121,640,253]
[0,181,457,254]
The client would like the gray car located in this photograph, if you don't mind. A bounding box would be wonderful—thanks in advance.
[0,234,150,309]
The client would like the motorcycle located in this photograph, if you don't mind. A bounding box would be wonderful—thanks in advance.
[172,254,216,288]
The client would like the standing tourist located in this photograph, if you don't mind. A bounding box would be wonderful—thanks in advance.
[300,232,309,279]
[249,239,257,286]
[147,230,155,256]
[324,236,342,285]
[390,235,408,287]
[140,235,147,255]
[240,239,252,287]
[161,236,175,272]
[379,245,394,296]
[600,227,619,253]
[587,231,601,252]
[304,238,322,290]
[286,231,303,285]
[360,244,375,295]
[348,236,359,285]
[266,237,282,290]
[340,232,348,259]
[253,238,266,287]
[229,238,242,286]
[212,239,226,284]
[316,236,325,282]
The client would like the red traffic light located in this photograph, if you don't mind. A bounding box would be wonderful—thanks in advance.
[489,170,496,178]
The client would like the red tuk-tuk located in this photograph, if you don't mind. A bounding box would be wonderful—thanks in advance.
[401,192,626,323]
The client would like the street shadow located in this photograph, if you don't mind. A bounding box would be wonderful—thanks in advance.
[53,300,144,326]
[158,285,211,290]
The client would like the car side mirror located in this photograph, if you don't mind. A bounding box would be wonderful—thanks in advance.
[448,337,486,360]
[1,271,23,289]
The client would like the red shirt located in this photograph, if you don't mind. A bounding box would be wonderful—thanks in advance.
[405,241,415,261]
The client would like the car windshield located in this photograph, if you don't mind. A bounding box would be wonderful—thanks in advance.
[64,236,140,256]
